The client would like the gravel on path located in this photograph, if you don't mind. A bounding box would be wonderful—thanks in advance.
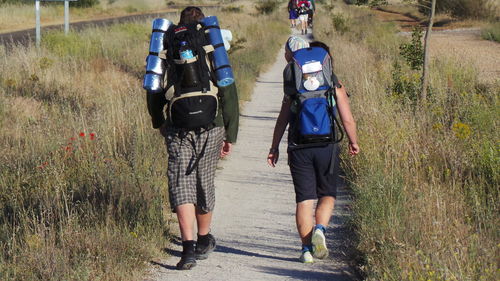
[146,30,355,281]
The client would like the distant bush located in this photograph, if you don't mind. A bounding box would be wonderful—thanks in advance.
[71,0,100,8]
[418,0,497,19]
[0,0,99,7]
[481,22,500,42]
[331,13,349,34]
[351,0,387,6]
[0,0,30,5]
[222,5,243,13]
[255,0,278,15]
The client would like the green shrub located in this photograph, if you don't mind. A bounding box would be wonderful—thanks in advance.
[391,61,420,104]
[42,31,102,59]
[481,22,500,42]
[399,27,423,71]
[255,0,278,15]
[331,13,349,34]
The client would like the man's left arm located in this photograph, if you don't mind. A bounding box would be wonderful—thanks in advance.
[219,82,239,144]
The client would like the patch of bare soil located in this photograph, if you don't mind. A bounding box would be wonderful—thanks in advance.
[372,8,499,84]
[372,8,423,31]
[429,29,500,84]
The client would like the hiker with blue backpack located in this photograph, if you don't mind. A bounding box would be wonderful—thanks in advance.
[144,6,239,270]
[267,37,359,263]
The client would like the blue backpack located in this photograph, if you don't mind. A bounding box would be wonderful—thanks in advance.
[291,46,343,146]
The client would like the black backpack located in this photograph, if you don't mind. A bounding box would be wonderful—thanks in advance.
[164,22,219,130]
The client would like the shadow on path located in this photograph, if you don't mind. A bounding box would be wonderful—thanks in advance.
[215,244,298,262]
[255,265,350,281]
[150,260,177,271]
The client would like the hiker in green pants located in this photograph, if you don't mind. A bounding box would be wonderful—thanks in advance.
[267,37,360,263]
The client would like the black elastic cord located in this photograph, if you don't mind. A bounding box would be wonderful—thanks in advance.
[204,25,221,30]
[185,129,210,176]
[214,65,231,71]
[328,88,344,175]
[213,43,225,49]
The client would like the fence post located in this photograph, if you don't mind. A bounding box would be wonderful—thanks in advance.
[65,0,69,35]
[35,0,41,47]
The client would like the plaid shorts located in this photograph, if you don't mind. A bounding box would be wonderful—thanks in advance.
[165,126,224,213]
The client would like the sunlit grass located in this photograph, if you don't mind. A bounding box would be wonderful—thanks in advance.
[0,4,289,280]
[316,2,499,280]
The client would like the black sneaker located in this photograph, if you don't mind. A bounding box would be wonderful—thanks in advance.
[176,254,196,270]
[177,240,196,270]
[195,233,216,260]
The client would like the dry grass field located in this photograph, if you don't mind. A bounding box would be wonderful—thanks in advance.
[316,1,498,280]
[0,2,289,280]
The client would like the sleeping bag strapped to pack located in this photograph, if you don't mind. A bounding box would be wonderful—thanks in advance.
[291,46,343,146]
[164,22,219,130]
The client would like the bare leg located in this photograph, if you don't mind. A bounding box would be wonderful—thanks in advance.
[196,207,213,236]
[296,199,315,245]
[315,196,335,226]
[176,203,196,241]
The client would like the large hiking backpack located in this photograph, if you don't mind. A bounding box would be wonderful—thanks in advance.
[291,46,343,147]
[164,22,219,130]
[297,0,310,14]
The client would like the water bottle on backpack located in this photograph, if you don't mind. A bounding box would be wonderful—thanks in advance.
[179,41,200,88]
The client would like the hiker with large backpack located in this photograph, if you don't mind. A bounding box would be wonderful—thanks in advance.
[306,0,315,28]
[267,37,359,263]
[288,0,299,28]
[297,0,311,34]
[145,6,239,270]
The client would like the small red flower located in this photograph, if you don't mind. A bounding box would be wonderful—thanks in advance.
[65,146,72,151]
[70,137,76,141]
[79,132,85,137]
[90,133,96,140]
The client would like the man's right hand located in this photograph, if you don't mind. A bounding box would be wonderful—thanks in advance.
[349,143,360,156]
[267,149,279,167]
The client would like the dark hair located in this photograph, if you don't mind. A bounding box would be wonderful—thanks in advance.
[309,41,332,57]
[179,6,205,24]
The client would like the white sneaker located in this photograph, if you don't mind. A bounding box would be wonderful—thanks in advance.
[312,228,329,259]
[299,250,314,263]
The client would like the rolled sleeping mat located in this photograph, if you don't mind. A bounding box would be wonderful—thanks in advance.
[144,18,172,93]
[148,18,173,55]
[143,55,166,93]
[201,16,235,87]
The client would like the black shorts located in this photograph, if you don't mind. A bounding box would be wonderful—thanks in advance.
[288,144,340,203]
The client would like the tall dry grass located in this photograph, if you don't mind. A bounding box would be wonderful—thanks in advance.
[0,5,288,280]
[316,2,498,280]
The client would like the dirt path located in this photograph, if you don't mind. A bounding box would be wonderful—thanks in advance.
[145,30,355,281]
